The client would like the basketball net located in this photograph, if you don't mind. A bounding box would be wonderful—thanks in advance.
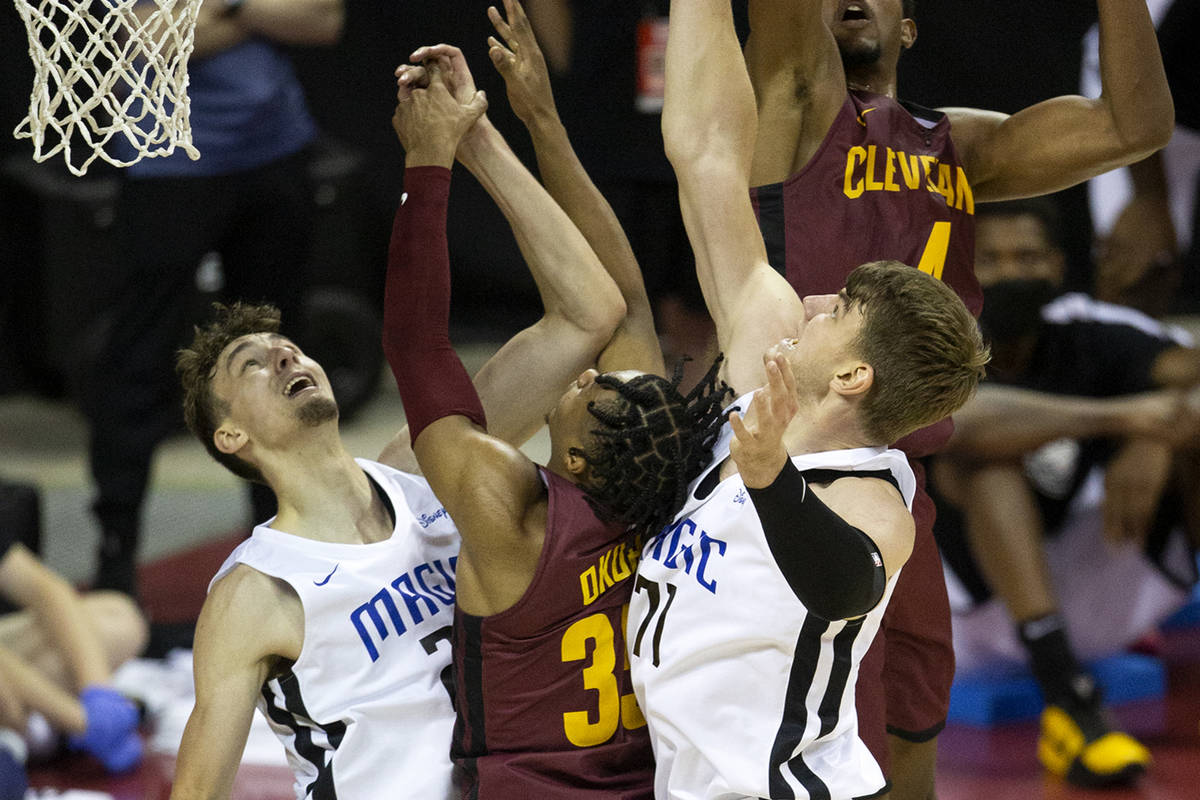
[12,0,202,176]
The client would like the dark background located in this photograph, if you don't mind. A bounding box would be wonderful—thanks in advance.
[0,0,1116,403]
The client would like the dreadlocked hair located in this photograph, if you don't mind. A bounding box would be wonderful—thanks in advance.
[576,357,733,537]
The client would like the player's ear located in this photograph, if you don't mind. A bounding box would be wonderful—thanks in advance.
[565,446,591,479]
[901,18,917,50]
[831,362,873,397]
[214,423,249,456]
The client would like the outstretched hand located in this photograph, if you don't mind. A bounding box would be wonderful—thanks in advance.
[391,63,487,167]
[730,354,799,489]
[487,0,557,126]
[409,43,480,106]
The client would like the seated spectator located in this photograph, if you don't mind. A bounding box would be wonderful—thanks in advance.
[0,479,149,776]
[928,198,1200,787]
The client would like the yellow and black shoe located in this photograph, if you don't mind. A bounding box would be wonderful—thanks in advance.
[1037,683,1150,787]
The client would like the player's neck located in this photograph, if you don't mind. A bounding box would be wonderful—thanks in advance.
[264,442,386,543]
[845,65,898,99]
[783,403,874,455]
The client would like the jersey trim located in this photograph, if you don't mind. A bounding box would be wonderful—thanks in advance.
[768,613,868,799]
[855,781,893,799]
[818,617,866,738]
[801,468,900,494]
[260,669,347,798]
[752,181,788,278]
[885,719,947,743]
[769,614,830,799]
[451,612,486,790]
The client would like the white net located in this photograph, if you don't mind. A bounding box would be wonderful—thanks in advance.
[12,0,202,176]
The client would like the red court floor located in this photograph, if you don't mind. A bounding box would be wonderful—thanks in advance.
[27,535,1200,799]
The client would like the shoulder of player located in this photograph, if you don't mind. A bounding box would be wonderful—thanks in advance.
[807,476,912,538]
[809,476,914,577]
[430,432,546,543]
[938,106,1009,168]
[200,563,303,664]
[447,425,542,501]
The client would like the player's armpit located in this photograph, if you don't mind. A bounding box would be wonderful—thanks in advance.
[376,426,421,475]
[744,0,847,185]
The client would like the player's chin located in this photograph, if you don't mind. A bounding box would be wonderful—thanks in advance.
[763,340,794,364]
[836,39,883,68]
[296,395,340,427]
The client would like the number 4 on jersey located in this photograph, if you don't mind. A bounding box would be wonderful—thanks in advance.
[916,220,951,280]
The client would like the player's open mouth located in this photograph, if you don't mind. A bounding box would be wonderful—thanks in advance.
[284,374,316,397]
[843,3,869,21]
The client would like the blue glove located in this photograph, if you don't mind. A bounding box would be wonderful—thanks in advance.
[68,685,144,773]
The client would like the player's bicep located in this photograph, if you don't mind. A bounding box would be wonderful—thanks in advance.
[950,99,1141,202]
[171,683,259,799]
[677,174,801,390]
[744,0,843,102]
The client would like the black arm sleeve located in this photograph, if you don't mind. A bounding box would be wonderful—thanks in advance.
[746,459,888,621]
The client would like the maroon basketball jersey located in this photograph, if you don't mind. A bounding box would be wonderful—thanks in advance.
[751,90,982,455]
[450,468,654,799]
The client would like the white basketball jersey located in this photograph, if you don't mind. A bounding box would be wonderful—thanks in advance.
[211,459,459,799]
[628,404,916,800]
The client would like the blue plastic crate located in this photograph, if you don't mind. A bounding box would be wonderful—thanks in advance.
[948,652,1165,727]
[1162,580,1200,630]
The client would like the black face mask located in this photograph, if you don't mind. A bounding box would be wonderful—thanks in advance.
[979,279,1061,346]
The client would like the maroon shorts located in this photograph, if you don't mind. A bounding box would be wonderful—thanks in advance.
[854,459,954,774]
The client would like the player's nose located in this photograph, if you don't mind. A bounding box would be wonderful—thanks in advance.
[801,293,838,320]
[270,344,294,372]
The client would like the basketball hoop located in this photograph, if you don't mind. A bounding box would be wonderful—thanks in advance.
[12,0,202,176]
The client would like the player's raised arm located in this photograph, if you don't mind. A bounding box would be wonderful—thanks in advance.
[950,0,1173,201]
[402,44,628,447]
[663,0,804,395]
[485,0,664,376]
[383,67,553,613]
[744,0,848,186]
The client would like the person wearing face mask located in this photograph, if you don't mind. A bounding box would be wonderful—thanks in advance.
[928,197,1200,787]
